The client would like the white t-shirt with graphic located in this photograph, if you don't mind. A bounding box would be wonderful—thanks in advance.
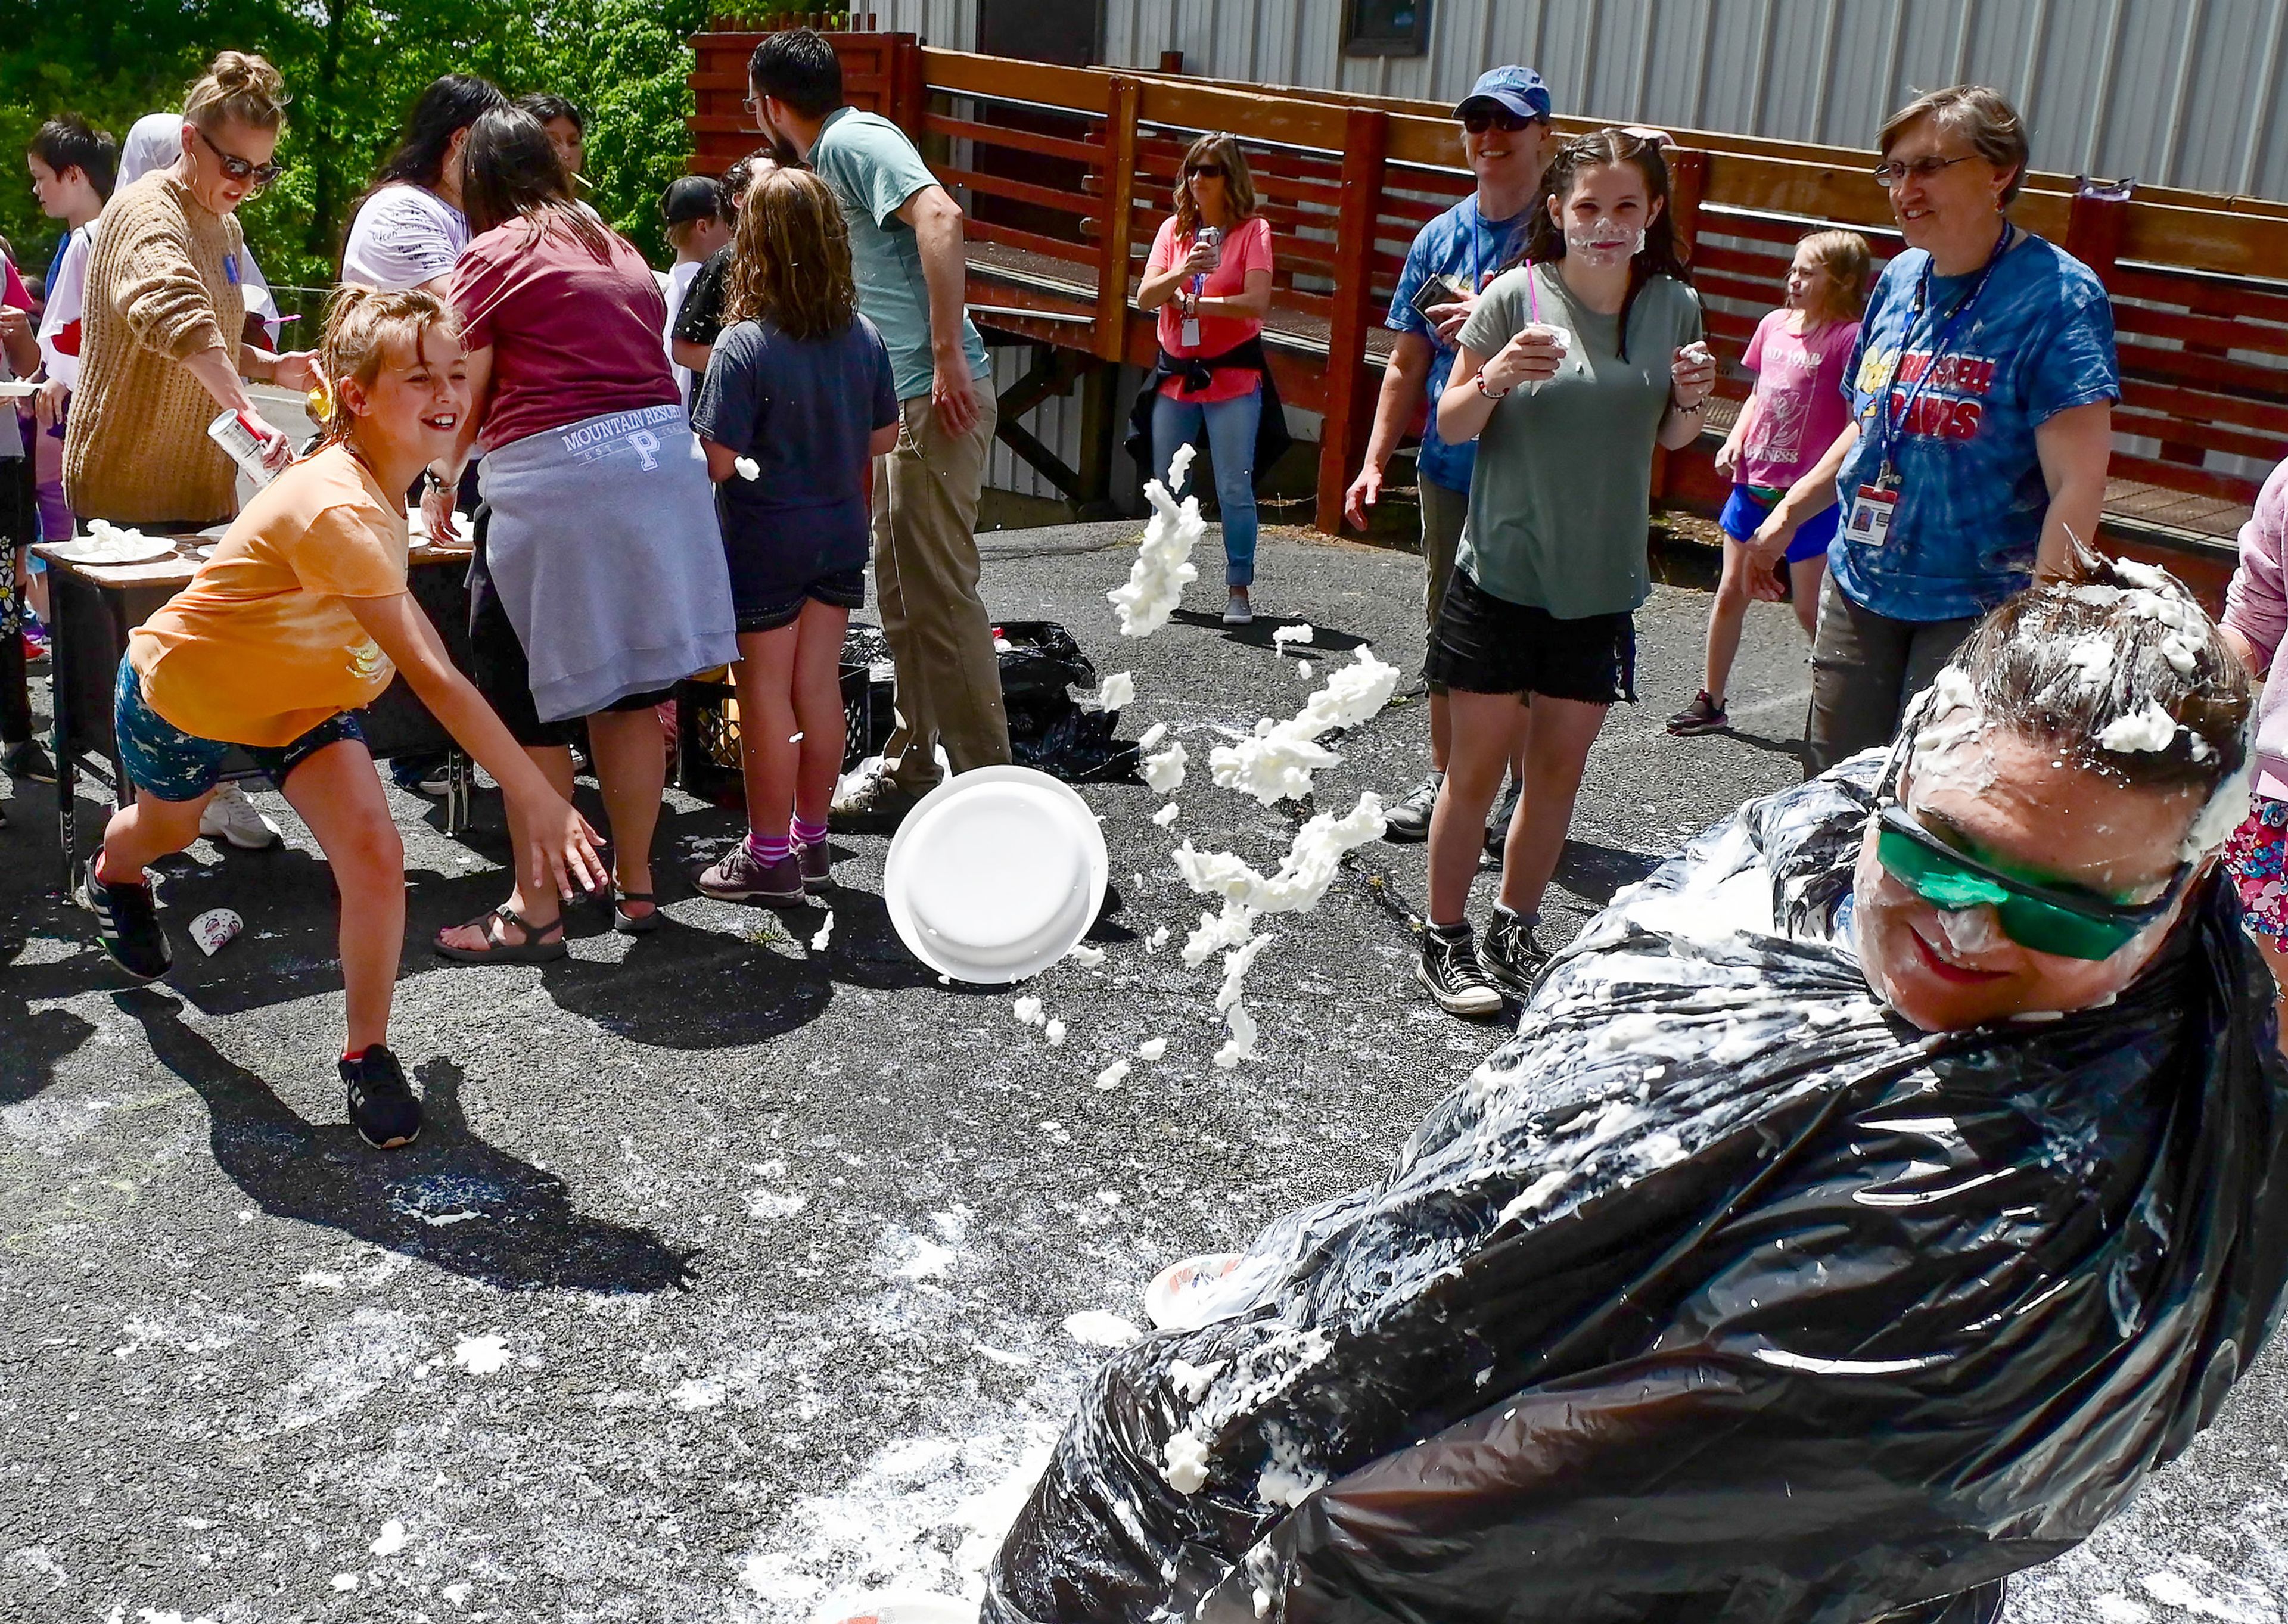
[343,183,470,291]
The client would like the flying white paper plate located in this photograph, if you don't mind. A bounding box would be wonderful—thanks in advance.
[884,765,1108,984]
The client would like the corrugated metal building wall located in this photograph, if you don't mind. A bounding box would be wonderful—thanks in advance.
[868,0,2288,200]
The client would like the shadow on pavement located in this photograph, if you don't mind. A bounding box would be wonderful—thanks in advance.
[1168,608,1369,654]
[1552,840,1663,908]
[121,989,699,1293]
[0,908,99,1109]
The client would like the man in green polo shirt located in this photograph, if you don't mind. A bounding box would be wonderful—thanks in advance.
[747,29,1012,829]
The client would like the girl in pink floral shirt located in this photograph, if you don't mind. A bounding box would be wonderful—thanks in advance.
[2218,454,2288,1046]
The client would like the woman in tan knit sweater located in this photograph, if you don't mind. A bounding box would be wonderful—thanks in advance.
[64,52,315,527]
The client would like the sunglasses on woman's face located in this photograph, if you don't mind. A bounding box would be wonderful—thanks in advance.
[1462,108,1546,135]
[197,125,285,190]
[1187,163,1227,179]
[1873,800,2188,962]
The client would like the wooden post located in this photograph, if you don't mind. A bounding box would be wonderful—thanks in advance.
[1095,76,1142,365]
[890,31,927,137]
[1317,107,1390,534]
[1158,50,1185,74]
[2064,179,2130,290]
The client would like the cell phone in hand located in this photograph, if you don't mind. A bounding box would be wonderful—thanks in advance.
[1410,273,1471,323]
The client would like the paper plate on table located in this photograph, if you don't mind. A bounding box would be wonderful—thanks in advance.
[884,764,1107,985]
[45,532,183,566]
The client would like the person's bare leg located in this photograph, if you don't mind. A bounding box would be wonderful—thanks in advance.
[1427,690,1529,926]
[1789,554,1825,641]
[435,743,573,951]
[732,624,802,843]
[278,741,403,1054]
[1428,689,1451,774]
[587,708,669,918]
[1495,696,1610,920]
[98,786,209,883]
[1702,537,1757,705]
[791,601,851,826]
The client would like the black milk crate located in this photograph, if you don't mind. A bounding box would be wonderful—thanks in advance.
[674,627,894,804]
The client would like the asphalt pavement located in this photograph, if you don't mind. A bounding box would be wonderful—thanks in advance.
[1,522,2279,1623]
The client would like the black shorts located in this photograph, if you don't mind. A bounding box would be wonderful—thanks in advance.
[737,566,867,634]
[466,505,674,749]
[1424,568,1636,704]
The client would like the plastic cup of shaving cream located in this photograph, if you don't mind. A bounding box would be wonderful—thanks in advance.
[190,907,243,956]
[1144,1252,1245,1331]
[813,1592,976,1624]
[884,765,1108,984]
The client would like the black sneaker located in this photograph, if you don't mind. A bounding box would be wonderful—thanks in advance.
[1415,923,1506,1020]
[3,738,57,783]
[795,836,834,895]
[1665,690,1729,736]
[1484,778,1522,860]
[1382,773,1441,843]
[78,858,173,981]
[342,1044,422,1149]
[1481,905,1546,997]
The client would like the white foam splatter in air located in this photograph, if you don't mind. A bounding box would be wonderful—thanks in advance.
[1137,721,1167,751]
[1137,1037,1167,1061]
[1270,624,1314,649]
[1089,671,1136,711]
[370,1519,409,1557]
[1153,802,1181,827]
[1214,1006,1260,1069]
[1095,1060,1130,1090]
[1044,1019,1067,1047]
[1108,444,1204,636]
[810,911,834,951]
[1143,739,1189,794]
[452,1334,511,1376]
[1208,649,1401,805]
[1146,925,1171,953]
[735,456,760,481]
[1064,1311,1144,1348]
[1012,997,1046,1026]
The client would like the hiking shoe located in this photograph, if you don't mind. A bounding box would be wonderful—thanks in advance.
[2,737,57,783]
[79,858,173,982]
[1223,589,1254,626]
[1415,922,1505,1020]
[1665,689,1729,736]
[830,767,924,833]
[341,1044,422,1149]
[1484,777,1521,860]
[795,836,834,895]
[1480,905,1546,997]
[1382,772,1441,843]
[697,842,807,907]
[200,783,284,850]
[390,752,452,797]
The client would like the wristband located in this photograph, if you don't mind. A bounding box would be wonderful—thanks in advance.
[1670,394,1705,415]
[1475,372,1510,400]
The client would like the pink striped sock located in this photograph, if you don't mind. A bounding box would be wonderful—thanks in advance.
[791,815,828,848]
[745,830,792,864]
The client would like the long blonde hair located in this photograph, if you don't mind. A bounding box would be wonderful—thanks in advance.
[315,285,461,446]
[1797,228,1873,324]
[1171,132,1257,241]
[184,51,288,133]
[725,166,857,341]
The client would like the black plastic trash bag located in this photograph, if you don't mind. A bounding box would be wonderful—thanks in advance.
[997,620,1140,784]
[986,757,2288,1624]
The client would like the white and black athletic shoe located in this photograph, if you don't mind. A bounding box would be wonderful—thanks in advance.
[1381,773,1441,842]
[1479,904,1546,997]
[342,1044,422,1149]
[79,858,173,981]
[1415,922,1505,1020]
[1484,778,1522,860]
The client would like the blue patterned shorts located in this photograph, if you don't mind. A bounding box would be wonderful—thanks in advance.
[113,654,366,802]
[2223,795,2288,942]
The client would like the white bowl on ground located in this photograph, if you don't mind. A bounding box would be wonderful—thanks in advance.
[884,765,1108,984]
[1144,1252,1246,1331]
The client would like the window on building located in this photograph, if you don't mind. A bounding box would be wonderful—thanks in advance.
[1342,0,1431,57]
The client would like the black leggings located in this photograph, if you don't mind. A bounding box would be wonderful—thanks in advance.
[0,630,26,746]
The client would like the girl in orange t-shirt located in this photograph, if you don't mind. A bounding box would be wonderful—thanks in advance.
[1136,133,1275,624]
[82,287,602,1149]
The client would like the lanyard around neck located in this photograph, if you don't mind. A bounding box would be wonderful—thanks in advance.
[1874,219,2013,478]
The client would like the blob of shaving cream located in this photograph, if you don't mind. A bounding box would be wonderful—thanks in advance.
[1143,739,1189,794]
[2096,701,2180,754]
[1153,802,1182,827]
[1162,1428,1213,1493]
[1208,649,1402,806]
[1270,624,1314,649]
[1109,445,1204,636]
[1090,671,1136,711]
[734,456,761,481]
[1137,1037,1168,1061]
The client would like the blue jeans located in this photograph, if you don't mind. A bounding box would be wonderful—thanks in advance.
[1151,385,1261,588]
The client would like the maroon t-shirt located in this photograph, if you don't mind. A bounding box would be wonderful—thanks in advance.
[450,213,678,452]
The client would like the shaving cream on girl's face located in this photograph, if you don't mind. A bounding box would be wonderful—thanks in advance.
[1565,218,1644,267]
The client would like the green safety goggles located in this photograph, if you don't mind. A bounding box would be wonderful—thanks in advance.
[1873,802,2189,962]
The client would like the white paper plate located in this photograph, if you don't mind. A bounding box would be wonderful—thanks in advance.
[884,766,1108,984]
[45,533,184,566]
[1144,1252,1245,1331]
[811,1592,974,1624]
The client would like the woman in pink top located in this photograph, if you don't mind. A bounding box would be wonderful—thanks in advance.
[1669,229,1870,736]
[2217,454,2288,1049]
[1136,133,1274,624]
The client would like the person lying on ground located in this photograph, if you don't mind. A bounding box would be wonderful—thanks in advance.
[80,286,604,1150]
[982,544,2286,1624]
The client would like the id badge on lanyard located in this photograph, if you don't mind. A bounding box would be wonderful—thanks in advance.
[1182,274,1204,348]
[1844,480,1899,547]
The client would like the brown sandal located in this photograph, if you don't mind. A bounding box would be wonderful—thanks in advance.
[432,903,568,964]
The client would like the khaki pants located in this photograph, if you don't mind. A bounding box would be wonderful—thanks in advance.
[1803,573,1979,777]
[1421,477,1469,696]
[873,391,1012,794]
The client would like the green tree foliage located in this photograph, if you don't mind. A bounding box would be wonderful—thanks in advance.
[0,0,716,310]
